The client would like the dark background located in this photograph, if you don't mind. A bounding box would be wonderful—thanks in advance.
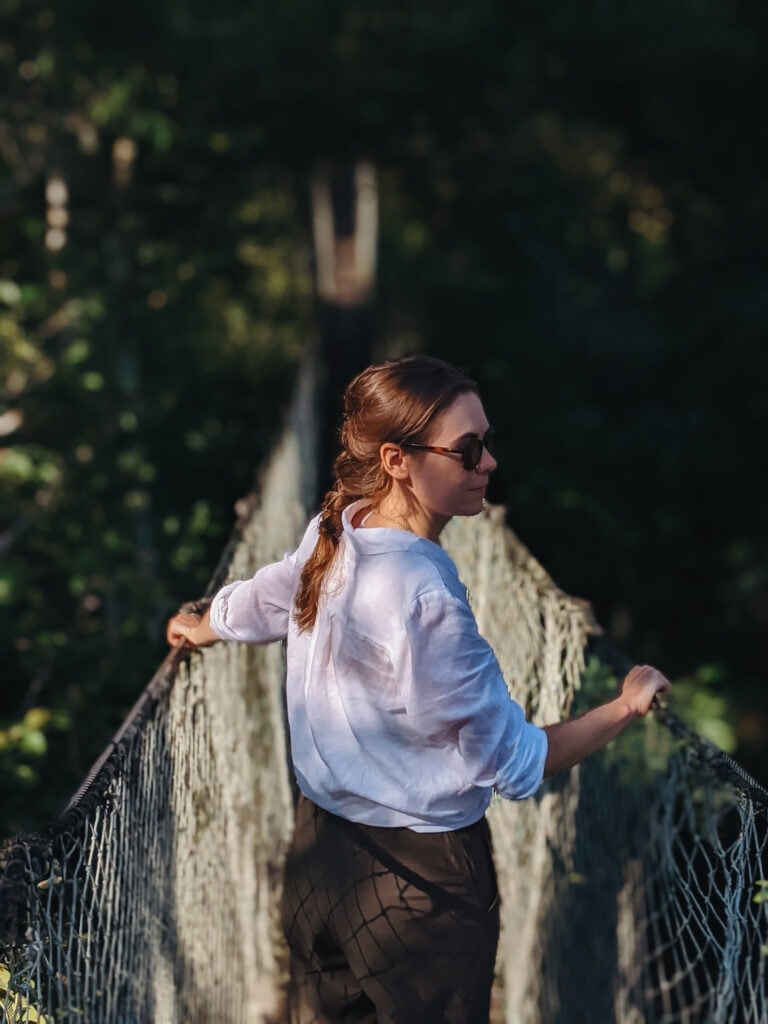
[2,0,767,837]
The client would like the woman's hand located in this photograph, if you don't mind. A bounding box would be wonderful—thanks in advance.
[620,664,671,716]
[166,606,219,649]
[543,662,671,776]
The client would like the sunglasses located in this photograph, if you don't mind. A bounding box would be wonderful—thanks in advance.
[399,427,495,472]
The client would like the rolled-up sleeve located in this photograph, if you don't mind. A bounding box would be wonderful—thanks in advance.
[402,590,548,800]
[209,551,298,644]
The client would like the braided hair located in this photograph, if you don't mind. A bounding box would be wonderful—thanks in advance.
[294,355,477,631]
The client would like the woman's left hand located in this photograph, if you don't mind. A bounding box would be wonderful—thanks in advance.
[620,664,671,716]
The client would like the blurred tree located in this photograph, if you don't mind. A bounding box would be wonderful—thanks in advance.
[0,0,311,832]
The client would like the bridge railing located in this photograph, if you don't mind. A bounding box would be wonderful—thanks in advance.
[2,357,767,1023]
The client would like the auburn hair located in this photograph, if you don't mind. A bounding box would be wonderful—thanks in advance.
[293,355,478,632]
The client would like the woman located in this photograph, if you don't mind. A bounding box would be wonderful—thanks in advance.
[167,355,670,1024]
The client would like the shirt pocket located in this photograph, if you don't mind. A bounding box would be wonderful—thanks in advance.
[333,623,404,711]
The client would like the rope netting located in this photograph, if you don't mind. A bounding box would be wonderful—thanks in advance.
[2,365,768,1022]
[0,362,317,1024]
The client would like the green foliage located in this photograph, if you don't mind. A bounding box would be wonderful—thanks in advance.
[671,666,737,754]
[0,707,71,832]
[0,0,311,835]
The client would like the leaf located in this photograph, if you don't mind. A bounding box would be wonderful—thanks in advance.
[20,729,47,756]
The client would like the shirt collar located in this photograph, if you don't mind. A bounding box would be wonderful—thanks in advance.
[341,499,457,574]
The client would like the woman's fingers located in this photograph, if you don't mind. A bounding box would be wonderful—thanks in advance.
[622,664,671,715]
[166,612,200,648]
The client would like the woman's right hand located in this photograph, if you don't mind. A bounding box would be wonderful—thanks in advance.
[166,606,220,649]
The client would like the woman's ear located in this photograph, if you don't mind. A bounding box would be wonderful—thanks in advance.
[379,442,410,480]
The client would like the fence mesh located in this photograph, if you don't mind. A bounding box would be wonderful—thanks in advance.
[2,366,768,1023]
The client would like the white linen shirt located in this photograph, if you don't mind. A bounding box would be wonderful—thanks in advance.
[209,501,548,832]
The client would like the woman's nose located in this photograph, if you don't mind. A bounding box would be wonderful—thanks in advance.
[479,445,497,473]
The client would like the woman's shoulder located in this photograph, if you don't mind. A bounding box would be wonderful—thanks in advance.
[366,541,466,605]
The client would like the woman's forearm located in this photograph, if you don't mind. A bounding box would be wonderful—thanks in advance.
[542,698,636,777]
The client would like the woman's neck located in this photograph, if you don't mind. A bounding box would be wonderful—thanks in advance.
[362,499,448,543]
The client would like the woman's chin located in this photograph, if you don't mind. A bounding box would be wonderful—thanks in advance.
[460,492,488,516]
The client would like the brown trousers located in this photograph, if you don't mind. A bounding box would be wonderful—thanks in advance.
[282,795,500,1024]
